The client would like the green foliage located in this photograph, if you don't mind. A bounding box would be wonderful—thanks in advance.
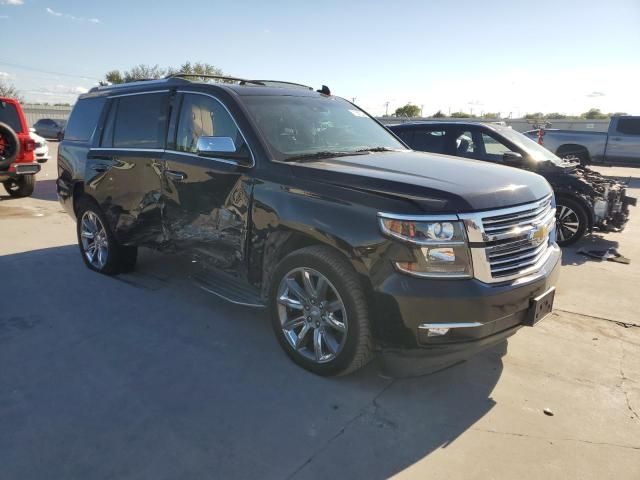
[0,80,23,102]
[394,104,421,118]
[431,110,446,118]
[450,111,476,118]
[581,108,608,119]
[524,112,545,120]
[544,112,567,119]
[481,112,501,119]
[102,62,224,85]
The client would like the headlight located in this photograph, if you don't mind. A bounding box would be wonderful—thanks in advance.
[378,214,473,278]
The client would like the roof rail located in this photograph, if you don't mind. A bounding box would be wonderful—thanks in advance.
[246,80,313,90]
[165,73,265,85]
[89,77,180,93]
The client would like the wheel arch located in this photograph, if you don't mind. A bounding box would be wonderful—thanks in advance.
[556,143,591,162]
[555,191,594,231]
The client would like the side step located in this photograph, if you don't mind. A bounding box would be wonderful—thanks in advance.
[192,270,265,308]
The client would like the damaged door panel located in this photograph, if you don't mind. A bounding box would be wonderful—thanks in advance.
[86,93,169,245]
[161,91,254,276]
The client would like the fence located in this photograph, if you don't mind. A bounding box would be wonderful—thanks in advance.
[376,117,611,133]
[20,103,612,133]
[23,104,73,126]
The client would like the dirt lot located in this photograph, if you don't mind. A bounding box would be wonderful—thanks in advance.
[1,142,638,479]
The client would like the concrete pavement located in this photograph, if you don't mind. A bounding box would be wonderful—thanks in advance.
[1,143,638,479]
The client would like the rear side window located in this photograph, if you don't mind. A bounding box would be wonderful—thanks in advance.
[0,101,22,132]
[412,129,447,154]
[616,118,640,136]
[112,92,169,149]
[65,97,106,142]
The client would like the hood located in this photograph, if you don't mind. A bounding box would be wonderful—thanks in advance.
[289,151,552,212]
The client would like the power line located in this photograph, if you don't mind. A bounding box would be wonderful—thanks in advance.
[0,60,100,82]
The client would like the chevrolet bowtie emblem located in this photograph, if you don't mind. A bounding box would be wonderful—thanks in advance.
[530,224,548,244]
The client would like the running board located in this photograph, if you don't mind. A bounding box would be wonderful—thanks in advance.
[192,270,265,308]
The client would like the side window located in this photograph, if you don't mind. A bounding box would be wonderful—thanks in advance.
[64,97,106,142]
[616,118,640,136]
[175,93,244,156]
[454,130,477,157]
[394,128,414,146]
[100,100,118,147]
[113,92,169,149]
[0,101,22,132]
[412,129,447,154]
[481,133,516,159]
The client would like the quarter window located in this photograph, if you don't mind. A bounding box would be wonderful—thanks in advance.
[64,97,106,142]
[112,92,169,149]
[175,93,244,155]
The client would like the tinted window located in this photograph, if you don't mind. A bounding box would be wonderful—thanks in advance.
[455,130,477,157]
[175,93,244,154]
[393,128,414,145]
[616,118,640,136]
[99,100,118,147]
[412,129,447,154]
[113,92,169,148]
[0,102,22,132]
[65,97,106,142]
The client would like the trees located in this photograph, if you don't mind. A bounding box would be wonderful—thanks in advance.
[431,110,446,118]
[394,104,421,118]
[450,111,476,118]
[102,62,224,85]
[581,108,608,120]
[481,112,501,119]
[0,80,23,102]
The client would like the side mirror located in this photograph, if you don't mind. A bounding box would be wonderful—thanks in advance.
[502,151,523,163]
[196,136,250,164]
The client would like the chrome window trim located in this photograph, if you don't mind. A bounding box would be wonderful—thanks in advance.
[165,149,239,166]
[175,90,256,168]
[89,147,165,153]
[108,89,170,98]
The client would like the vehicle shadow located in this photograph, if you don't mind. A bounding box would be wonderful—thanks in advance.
[0,179,58,202]
[0,245,505,480]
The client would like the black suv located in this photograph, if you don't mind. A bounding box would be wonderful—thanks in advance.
[389,121,636,246]
[57,76,561,375]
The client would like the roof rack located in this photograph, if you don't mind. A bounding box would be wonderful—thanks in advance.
[245,80,313,90]
[165,73,266,85]
[165,74,314,90]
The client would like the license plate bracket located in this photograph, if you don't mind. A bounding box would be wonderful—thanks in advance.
[525,287,555,326]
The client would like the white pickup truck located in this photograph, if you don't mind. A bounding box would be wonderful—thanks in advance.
[525,116,640,166]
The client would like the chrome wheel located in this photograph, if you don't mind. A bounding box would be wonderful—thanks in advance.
[80,211,109,269]
[556,204,580,243]
[277,268,348,364]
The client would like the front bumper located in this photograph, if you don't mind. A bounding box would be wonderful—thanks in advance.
[372,244,561,359]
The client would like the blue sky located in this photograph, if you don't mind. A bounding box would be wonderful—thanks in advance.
[1,0,639,116]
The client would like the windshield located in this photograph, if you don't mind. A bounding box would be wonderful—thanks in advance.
[242,95,406,161]
[497,127,565,165]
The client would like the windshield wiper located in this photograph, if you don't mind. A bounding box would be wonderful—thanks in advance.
[283,151,368,162]
[354,146,396,153]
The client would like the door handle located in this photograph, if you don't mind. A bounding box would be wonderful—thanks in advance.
[91,164,110,173]
[164,170,187,181]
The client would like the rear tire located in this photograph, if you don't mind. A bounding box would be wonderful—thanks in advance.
[556,146,590,166]
[269,245,374,376]
[0,122,20,168]
[3,174,35,197]
[556,197,588,246]
[75,197,138,275]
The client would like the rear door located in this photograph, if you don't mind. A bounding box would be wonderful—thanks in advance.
[161,90,254,275]
[605,117,640,165]
[86,90,169,246]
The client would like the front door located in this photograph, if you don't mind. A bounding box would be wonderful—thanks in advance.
[161,91,254,276]
[86,91,169,246]
[605,117,640,165]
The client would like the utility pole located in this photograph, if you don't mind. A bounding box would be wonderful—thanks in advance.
[384,101,390,116]
[420,104,424,117]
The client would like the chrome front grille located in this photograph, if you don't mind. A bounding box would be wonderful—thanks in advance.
[459,195,557,283]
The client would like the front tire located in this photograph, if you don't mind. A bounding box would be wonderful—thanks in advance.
[3,175,35,197]
[556,197,588,246]
[269,245,374,376]
[76,198,138,275]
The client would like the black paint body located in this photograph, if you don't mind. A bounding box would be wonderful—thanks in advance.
[58,80,559,351]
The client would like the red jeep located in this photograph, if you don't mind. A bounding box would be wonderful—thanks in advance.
[0,97,39,197]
